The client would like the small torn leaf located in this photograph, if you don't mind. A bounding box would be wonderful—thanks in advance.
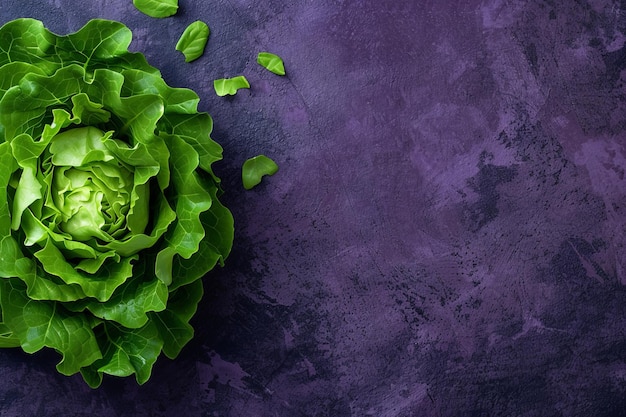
[242,155,279,190]
[213,76,250,97]
[176,21,210,63]
[133,0,178,18]
[257,52,285,76]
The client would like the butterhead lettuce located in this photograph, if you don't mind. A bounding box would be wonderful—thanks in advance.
[0,18,234,387]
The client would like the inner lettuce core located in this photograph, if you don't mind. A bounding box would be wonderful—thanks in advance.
[0,18,234,387]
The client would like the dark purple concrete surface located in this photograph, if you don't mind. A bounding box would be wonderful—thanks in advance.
[2,0,626,416]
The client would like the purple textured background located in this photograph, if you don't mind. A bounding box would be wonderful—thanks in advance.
[2,0,626,416]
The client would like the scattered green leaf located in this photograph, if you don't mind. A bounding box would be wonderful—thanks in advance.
[257,52,286,76]
[213,76,250,96]
[176,21,210,63]
[133,0,178,18]
[242,155,279,190]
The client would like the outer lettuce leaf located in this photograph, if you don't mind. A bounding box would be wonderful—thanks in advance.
[170,186,233,290]
[151,279,203,358]
[0,19,157,86]
[82,320,165,387]
[85,266,168,328]
[158,113,223,179]
[0,279,102,376]
[0,18,234,387]
[121,69,200,114]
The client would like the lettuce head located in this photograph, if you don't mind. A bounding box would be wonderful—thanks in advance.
[0,18,234,387]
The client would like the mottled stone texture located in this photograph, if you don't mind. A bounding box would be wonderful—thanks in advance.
[2,0,626,416]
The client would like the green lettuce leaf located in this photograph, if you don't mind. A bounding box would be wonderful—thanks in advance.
[133,0,179,18]
[257,52,286,76]
[213,76,250,96]
[242,155,279,189]
[176,21,210,63]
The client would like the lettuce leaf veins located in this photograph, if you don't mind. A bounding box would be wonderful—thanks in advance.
[0,18,234,388]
